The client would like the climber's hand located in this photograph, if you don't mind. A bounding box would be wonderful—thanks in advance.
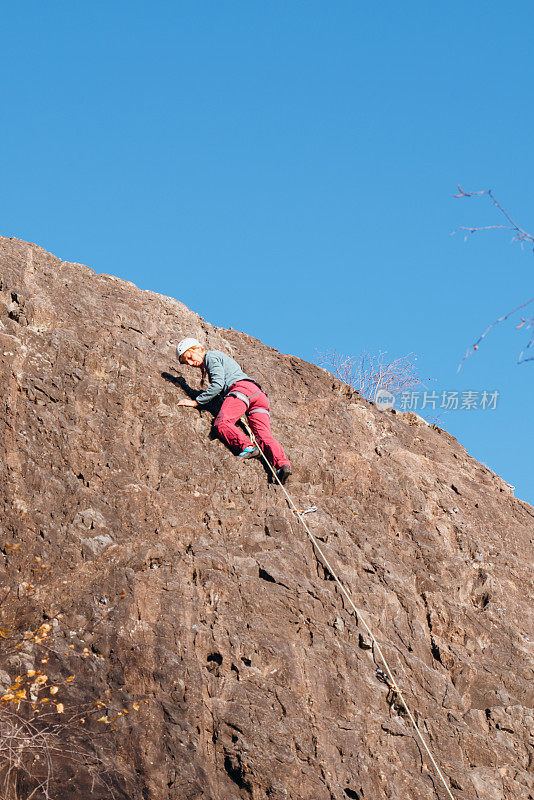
[178,398,199,408]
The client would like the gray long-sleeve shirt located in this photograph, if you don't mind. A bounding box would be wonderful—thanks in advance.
[195,350,252,406]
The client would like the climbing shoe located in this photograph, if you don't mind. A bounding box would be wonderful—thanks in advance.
[276,465,292,485]
[238,445,260,459]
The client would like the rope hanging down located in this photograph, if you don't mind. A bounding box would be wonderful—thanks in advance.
[241,418,456,800]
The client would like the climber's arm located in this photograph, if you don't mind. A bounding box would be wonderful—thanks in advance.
[181,352,225,407]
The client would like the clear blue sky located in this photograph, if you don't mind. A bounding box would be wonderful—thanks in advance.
[2,2,533,504]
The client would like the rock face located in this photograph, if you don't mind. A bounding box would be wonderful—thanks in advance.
[0,235,533,800]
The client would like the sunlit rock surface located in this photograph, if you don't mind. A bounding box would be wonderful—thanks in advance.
[0,235,532,800]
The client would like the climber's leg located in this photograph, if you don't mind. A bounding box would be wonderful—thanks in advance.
[213,395,252,453]
[247,399,291,470]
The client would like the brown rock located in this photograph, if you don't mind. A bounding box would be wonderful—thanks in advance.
[0,235,533,800]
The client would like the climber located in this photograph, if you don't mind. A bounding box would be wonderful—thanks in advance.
[176,337,292,485]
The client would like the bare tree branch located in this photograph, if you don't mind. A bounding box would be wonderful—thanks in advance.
[317,349,429,401]
[453,185,534,249]
[453,185,534,368]
[457,296,534,371]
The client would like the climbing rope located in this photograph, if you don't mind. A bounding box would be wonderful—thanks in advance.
[241,418,456,800]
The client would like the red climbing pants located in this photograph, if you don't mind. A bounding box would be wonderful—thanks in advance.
[213,380,291,469]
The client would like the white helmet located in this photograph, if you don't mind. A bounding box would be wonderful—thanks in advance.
[176,337,202,361]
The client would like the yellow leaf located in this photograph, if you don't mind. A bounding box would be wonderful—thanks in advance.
[49,686,59,695]
[66,676,75,682]
[132,701,140,710]
[40,698,50,703]
[56,703,64,713]
[35,675,48,685]
[97,715,110,723]
[27,669,36,677]
[14,689,26,700]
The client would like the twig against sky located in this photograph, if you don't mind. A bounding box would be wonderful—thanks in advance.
[453,185,534,368]
[453,185,534,250]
